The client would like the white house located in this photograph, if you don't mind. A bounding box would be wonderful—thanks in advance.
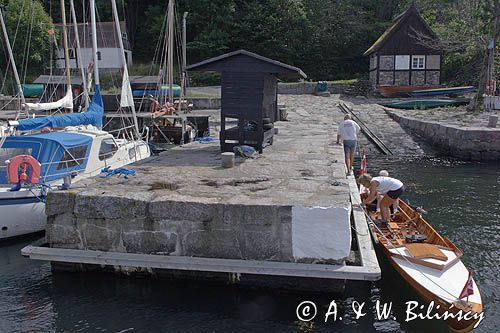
[56,21,132,71]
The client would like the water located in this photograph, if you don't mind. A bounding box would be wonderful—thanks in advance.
[1,158,498,333]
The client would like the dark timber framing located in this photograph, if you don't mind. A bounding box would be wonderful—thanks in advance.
[187,50,306,153]
[365,3,442,88]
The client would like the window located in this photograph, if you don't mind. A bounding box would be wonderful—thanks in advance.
[0,148,32,167]
[412,55,425,69]
[57,146,88,170]
[128,147,136,160]
[69,48,76,59]
[97,51,102,61]
[98,138,118,161]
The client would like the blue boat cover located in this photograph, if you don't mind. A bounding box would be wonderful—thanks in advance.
[0,132,92,184]
[16,85,104,131]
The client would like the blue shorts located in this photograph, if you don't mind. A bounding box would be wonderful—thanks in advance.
[343,140,357,154]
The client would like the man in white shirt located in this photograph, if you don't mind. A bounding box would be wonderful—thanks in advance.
[336,114,361,175]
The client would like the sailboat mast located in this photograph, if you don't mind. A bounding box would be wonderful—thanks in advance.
[59,0,73,112]
[0,7,26,107]
[167,0,174,104]
[182,11,188,98]
[90,0,100,88]
[69,0,89,108]
[111,0,140,137]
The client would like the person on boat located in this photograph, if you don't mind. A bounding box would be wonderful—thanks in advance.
[358,173,404,223]
[376,170,399,214]
[148,97,175,119]
[336,114,360,176]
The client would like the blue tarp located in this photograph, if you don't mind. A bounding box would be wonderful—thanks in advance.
[0,132,92,184]
[16,85,104,131]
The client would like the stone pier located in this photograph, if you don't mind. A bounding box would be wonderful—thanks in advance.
[45,96,357,266]
[387,110,500,161]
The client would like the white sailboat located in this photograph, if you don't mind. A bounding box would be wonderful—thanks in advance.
[0,0,150,240]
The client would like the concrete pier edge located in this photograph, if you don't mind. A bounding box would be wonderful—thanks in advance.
[21,173,380,290]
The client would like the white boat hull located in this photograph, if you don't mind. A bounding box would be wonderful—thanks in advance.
[0,190,46,239]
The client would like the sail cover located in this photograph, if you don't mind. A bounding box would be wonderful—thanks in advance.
[24,86,74,111]
[15,85,104,131]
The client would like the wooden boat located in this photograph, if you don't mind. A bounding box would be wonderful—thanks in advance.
[381,98,469,110]
[378,85,439,98]
[409,86,475,97]
[361,194,483,332]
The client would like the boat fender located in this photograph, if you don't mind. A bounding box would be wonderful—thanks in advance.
[6,155,41,185]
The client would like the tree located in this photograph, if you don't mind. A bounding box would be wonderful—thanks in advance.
[0,0,54,84]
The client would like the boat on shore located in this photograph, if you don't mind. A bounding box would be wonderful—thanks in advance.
[381,98,469,110]
[378,85,439,98]
[360,192,483,332]
[409,86,475,97]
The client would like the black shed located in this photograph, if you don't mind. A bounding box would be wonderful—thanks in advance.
[187,50,306,153]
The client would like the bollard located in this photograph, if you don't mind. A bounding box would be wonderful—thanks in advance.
[488,115,498,128]
[221,152,235,168]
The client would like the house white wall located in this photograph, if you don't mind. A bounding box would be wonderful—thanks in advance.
[56,48,133,70]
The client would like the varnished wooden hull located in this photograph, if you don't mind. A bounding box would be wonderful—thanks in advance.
[366,200,483,332]
[380,245,483,332]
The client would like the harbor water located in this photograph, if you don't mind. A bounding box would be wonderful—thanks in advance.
[0,157,498,332]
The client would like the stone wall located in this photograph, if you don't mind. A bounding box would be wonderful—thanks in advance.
[379,56,394,70]
[379,72,394,85]
[277,81,373,96]
[387,111,500,161]
[411,71,425,85]
[45,188,351,264]
[46,191,294,261]
[394,71,410,85]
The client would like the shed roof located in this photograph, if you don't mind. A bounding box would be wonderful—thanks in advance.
[364,4,438,56]
[186,49,307,79]
[34,75,158,86]
[34,75,84,85]
[129,76,160,85]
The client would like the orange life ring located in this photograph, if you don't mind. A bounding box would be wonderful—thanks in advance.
[7,155,41,185]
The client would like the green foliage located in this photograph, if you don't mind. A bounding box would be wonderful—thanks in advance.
[0,0,53,87]
[1,0,497,86]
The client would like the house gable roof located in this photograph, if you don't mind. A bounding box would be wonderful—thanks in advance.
[55,21,130,50]
[186,49,307,79]
[364,4,438,56]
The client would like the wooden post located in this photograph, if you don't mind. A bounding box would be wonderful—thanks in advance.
[488,115,498,127]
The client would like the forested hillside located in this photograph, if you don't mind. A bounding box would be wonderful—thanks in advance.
[0,0,498,84]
